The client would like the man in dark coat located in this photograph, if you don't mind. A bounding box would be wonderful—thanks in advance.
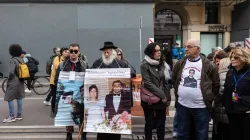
[105,80,131,120]
[91,41,135,140]
[54,43,88,140]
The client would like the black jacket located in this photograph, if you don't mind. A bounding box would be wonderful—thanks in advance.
[140,60,171,109]
[105,91,131,120]
[91,58,136,78]
[54,57,88,86]
[223,65,250,114]
[26,56,39,73]
[91,58,126,68]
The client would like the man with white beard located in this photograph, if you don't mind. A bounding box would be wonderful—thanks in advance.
[91,42,128,69]
[91,41,135,140]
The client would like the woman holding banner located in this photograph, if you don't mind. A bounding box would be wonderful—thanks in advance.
[140,43,171,140]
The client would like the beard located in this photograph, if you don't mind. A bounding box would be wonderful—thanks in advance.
[102,49,117,65]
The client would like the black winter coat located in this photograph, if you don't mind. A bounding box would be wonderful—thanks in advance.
[223,65,250,114]
[26,56,39,73]
[140,60,171,109]
[54,57,88,86]
[91,58,127,68]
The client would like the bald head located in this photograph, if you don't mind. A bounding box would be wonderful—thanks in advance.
[184,39,201,59]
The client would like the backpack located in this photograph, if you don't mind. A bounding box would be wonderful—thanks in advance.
[26,56,39,74]
[13,58,30,79]
[46,55,57,75]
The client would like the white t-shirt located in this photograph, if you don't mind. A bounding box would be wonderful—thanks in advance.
[178,59,206,108]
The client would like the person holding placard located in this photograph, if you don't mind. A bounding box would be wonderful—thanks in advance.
[91,41,135,140]
[54,43,88,140]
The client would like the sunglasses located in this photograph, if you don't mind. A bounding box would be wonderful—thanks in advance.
[230,56,239,60]
[69,49,79,54]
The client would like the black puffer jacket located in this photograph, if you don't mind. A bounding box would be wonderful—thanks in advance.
[223,65,250,114]
[54,57,88,85]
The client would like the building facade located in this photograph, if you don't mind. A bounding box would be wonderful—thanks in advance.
[0,0,247,75]
[154,0,245,56]
[231,0,250,45]
[0,0,154,76]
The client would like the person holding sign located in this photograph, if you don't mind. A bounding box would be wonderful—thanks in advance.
[54,43,88,140]
[91,41,135,140]
[223,47,250,140]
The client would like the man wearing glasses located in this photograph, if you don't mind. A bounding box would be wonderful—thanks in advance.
[54,43,88,140]
[172,39,220,140]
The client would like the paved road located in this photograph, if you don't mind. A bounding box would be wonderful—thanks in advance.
[0,88,176,125]
[0,91,53,126]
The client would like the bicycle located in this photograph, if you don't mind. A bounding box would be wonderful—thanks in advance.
[2,76,51,95]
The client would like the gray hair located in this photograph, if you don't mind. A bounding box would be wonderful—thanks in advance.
[187,39,201,48]
[229,43,235,48]
[212,47,217,52]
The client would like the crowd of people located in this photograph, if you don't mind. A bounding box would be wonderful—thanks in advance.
[2,39,250,140]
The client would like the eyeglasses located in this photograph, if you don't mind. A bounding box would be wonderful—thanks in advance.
[117,54,122,56]
[69,49,79,54]
[185,45,198,49]
[154,49,161,53]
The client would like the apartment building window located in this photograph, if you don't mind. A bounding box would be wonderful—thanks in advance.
[205,1,219,24]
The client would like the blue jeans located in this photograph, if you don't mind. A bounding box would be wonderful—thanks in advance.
[177,103,209,140]
[173,112,178,133]
[8,99,22,117]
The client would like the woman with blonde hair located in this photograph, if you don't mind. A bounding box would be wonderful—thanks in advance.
[223,47,250,140]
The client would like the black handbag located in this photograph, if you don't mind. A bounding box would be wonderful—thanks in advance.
[213,104,229,124]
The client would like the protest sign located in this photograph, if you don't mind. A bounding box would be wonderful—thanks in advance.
[83,68,131,134]
[55,71,85,126]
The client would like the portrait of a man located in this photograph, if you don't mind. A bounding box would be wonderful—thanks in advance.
[62,91,73,104]
[105,80,131,120]
[183,69,197,88]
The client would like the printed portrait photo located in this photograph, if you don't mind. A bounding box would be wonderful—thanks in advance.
[83,78,132,134]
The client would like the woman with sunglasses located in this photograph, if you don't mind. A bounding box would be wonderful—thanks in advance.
[44,47,69,117]
[223,47,250,140]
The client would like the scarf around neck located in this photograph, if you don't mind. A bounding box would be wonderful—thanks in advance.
[144,55,171,80]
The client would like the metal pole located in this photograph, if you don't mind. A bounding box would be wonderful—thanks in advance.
[139,16,142,63]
